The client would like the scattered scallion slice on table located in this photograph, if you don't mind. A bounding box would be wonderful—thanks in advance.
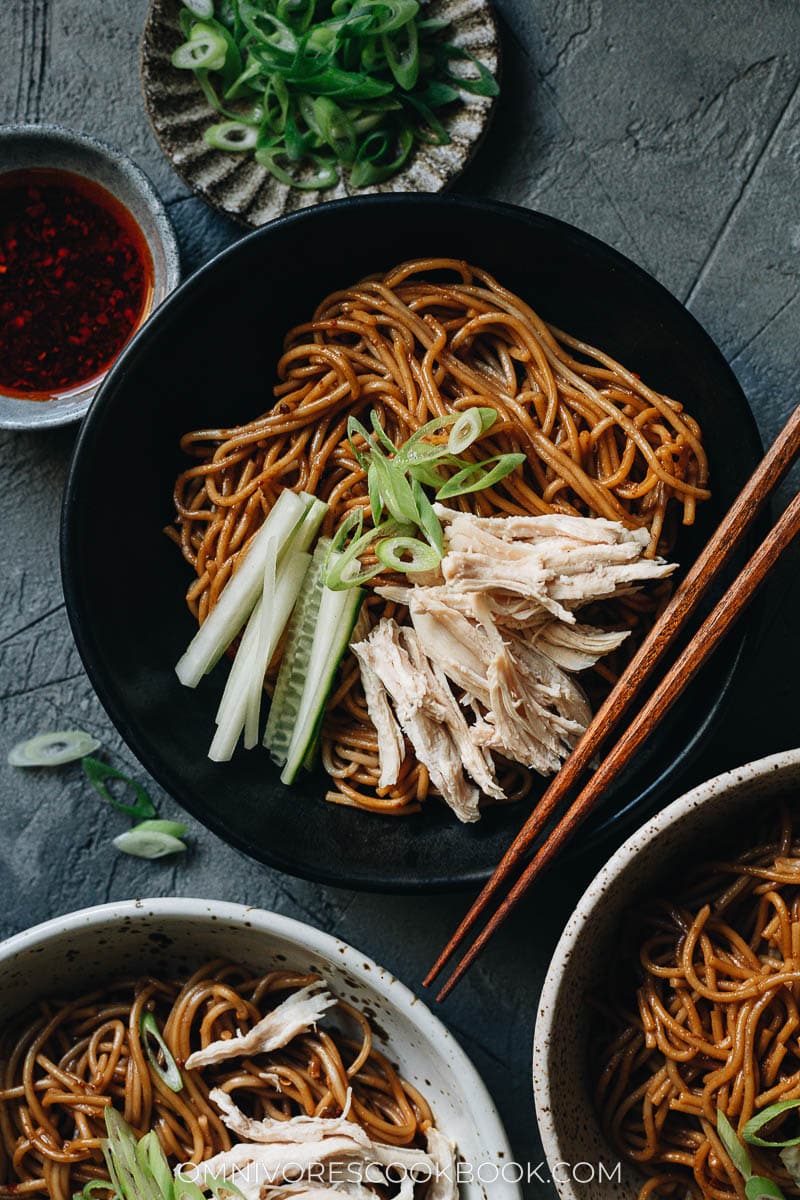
[83,757,158,820]
[170,0,498,191]
[112,827,188,860]
[7,728,100,767]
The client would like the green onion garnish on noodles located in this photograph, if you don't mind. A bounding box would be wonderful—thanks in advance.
[331,408,526,585]
[375,535,440,574]
[435,452,527,500]
[447,406,497,455]
[82,758,157,820]
[140,1012,184,1093]
[716,1110,787,1200]
[744,1098,800,1148]
[96,1105,247,1199]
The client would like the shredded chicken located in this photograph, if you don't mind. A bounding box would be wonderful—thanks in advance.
[185,983,335,1071]
[350,641,405,789]
[352,511,676,816]
[351,620,491,821]
[435,505,675,625]
[186,1104,440,1200]
[532,620,630,671]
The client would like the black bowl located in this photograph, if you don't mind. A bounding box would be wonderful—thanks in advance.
[61,194,761,891]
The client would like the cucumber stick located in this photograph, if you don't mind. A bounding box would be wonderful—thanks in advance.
[176,488,309,688]
[208,548,310,762]
[264,543,364,783]
[264,540,330,765]
[207,498,328,761]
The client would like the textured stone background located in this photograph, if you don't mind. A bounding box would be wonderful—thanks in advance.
[1,1,800,1194]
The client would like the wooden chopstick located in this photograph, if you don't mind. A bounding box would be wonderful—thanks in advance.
[425,403,800,997]
[433,487,800,1000]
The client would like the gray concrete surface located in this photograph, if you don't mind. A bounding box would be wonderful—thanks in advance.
[2,1,800,1194]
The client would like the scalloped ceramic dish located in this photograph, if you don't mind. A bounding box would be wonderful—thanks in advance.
[140,0,500,227]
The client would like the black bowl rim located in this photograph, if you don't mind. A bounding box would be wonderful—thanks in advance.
[60,192,763,891]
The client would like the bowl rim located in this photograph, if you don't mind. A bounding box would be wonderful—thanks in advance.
[0,121,181,431]
[0,895,520,1198]
[60,191,763,890]
[531,746,800,1199]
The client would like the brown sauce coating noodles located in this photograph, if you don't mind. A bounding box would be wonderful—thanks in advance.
[0,962,432,1200]
[170,259,709,816]
[593,806,800,1200]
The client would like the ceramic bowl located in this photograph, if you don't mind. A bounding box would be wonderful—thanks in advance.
[0,124,180,430]
[61,193,761,890]
[0,896,520,1200]
[532,747,800,1199]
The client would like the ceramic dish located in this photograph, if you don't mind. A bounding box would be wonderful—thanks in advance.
[60,193,761,891]
[140,0,500,227]
[0,124,180,431]
[0,896,520,1200]
[532,747,800,1200]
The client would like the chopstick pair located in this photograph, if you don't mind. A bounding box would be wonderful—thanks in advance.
[424,404,800,1002]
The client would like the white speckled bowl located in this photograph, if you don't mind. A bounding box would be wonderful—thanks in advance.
[533,748,800,1199]
[0,897,520,1200]
[0,124,180,430]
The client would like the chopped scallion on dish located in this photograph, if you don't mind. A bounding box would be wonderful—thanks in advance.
[170,0,498,191]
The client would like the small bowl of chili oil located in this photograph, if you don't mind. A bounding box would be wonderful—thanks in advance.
[0,125,180,430]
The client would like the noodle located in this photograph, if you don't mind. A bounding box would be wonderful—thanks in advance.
[0,962,432,1200]
[593,807,800,1200]
[171,259,708,815]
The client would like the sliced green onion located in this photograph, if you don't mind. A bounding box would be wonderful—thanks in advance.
[435,452,526,500]
[375,535,440,574]
[369,408,400,454]
[313,96,357,162]
[347,414,374,470]
[370,451,420,525]
[254,147,339,190]
[444,43,500,97]
[140,1012,184,1093]
[204,120,258,151]
[172,26,228,71]
[447,406,497,454]
[349,125,414,187]
[206,1177,247,1199]
[411,478,443,555]
[368,462,384,524]
[113,829,187,860]
[8,729,100,768]
[744,1099,800,1148]
[383,19,419,91]
[137,1132,173,1197]
[717,1110,755,1183]
[131,819,189,838]
[72,1182,114,1199]
[746,1178,786,1199]
[83,758,157,820]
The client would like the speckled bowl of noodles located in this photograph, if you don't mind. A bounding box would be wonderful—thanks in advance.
[533,747,800,1200]
[0,897,520,1200]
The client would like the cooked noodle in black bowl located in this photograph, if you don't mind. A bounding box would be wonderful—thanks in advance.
[61,195,761,889]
